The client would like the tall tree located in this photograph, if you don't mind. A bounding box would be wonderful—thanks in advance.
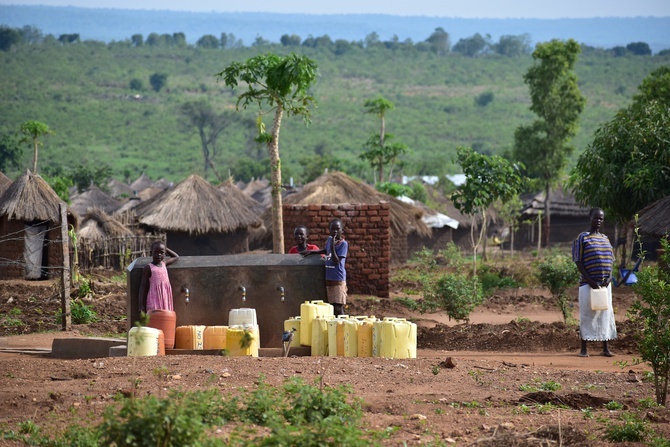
[568,66,670,263]
[178,100,234,181]
[451,147,525,273]
[513,39,585,246]
[425,27,450,55]
[19,120,53,174]
[360,96,408,183]
[217,53,318,253]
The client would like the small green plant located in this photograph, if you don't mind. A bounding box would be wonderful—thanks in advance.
[604,412,648,442]
[431,364,440,375]
[421,272,483,322]
[605,400,624,411]
[540,380,562,391]
[630,238,670,406]
[394,296,420,311]
[536,254,580,324]
[434,408,444,415]
[56,299,99,325]
[78,278,93,298]
[581,407,594,419]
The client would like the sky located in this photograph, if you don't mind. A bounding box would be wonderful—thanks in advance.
[2,0,670,18]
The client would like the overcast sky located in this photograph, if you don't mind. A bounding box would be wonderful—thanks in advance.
[2,0,670,18]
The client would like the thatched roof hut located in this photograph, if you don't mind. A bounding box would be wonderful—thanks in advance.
[0,172,12,197]
[130,173,154,194]
[218,178,266,215]
[78,208,133,241]
[0,170,77,279]
[0,170,77,224]
[252,172,430,262]
[70,185,121,216]
[636,195,670,238]
[135,174,262,255]
[287,172,430,237]
[108,178,134,199]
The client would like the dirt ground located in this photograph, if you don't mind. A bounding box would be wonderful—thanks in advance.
[0,271,668,446]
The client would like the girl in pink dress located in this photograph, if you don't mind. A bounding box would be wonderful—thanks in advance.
[139,241,180,313]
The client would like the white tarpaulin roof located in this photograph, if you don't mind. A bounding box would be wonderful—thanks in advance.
[397,196,459,230]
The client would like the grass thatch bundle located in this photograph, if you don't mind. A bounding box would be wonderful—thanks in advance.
[136,174,262,235]
[107,178,134,199]
[0,170,76,224]
[78,208,133,241]
[129,172,154,194]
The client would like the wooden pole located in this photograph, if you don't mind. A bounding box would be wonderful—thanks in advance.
[59,203,71,331]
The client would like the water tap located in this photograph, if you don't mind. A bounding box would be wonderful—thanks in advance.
[239,286,246,302]
[182,286,190,304]
[277,286,285,302]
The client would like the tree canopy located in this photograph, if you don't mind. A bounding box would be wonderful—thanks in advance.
[568,65,670,227]
[513,39,585,245]
[217,53,318,253]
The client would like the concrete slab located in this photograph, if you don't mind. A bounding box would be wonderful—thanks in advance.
[51,337,126,359]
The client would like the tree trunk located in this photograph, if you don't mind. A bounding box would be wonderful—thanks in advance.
[32,141,38,173]
[543,184,551,247]
[269,104,285,254]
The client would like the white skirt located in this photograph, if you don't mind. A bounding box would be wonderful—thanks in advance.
[578,284,617,341]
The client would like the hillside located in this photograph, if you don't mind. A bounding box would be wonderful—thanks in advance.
[1,38,668,184]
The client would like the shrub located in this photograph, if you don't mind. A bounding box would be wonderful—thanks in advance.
[422,272,483,322]
[630,239,670,406]
[604,412,648,442]
[537,255,580,324]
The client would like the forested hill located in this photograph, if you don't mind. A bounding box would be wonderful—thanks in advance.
[1,5,670,53]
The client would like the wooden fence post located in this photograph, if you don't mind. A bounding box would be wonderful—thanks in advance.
[59,203,71,331]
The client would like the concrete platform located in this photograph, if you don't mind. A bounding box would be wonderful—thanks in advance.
[51,337,127,359]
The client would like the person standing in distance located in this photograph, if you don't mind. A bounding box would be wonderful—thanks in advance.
[139,240,180,314]
[303,218,348,316]
[572,207,616,357]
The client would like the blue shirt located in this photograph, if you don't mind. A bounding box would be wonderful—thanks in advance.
[324,236,348,281]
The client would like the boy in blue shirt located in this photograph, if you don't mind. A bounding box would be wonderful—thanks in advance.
[303,218,348,316]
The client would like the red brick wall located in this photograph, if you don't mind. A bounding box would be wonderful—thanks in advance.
[283,203,390,297]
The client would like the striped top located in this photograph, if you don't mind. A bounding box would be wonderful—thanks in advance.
[572,231,614,286]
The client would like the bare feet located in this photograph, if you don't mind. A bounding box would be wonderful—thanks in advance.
[579,351,589,357]
[602,351,614,357]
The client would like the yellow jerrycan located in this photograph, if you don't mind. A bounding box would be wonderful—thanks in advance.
[327,315,349,356]
[227,325,259,357]
[283,316,302,349]
[300,300,334,346]
[311,315,334,356]
[357,316,377,358]
[174,325,206,350]
[203,326,228,350]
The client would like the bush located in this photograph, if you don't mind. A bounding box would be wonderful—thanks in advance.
[537,255,580,324]
[630,239,670,406]
[422,272,483,322]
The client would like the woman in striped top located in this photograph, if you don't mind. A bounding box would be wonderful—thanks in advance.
[572,207,616,357]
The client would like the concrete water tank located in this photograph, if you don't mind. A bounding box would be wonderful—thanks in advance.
[127,254,327,348]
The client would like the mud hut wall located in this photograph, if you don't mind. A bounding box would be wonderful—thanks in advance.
[167,229,249,256]
[0,219,63,279]
[0,218,24,279]
[408,227,454,256]
[282,203,390,298]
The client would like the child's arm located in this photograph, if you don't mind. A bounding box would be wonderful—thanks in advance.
[138,264,151,313]
[301,238,329,257]
[164,247,180,266]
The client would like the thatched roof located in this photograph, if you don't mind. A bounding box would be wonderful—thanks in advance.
[130,173,154,193]
[78,208,133,241]
[108,178,134,199]
[154,178,173,190]
[0,170,77,225]
[0,172,12,197]
[636,195,670,238]
[218,178,266,215]
[113,197,142,216]
[287,172,431,237]
[136,174,262,235]
[521,187,589,217]
[137,186,162,201]
[70,185,121,216]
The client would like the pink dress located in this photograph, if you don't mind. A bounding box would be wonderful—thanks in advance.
[146,262,174,311]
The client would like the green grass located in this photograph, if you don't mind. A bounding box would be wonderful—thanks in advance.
[2,41,667,185]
